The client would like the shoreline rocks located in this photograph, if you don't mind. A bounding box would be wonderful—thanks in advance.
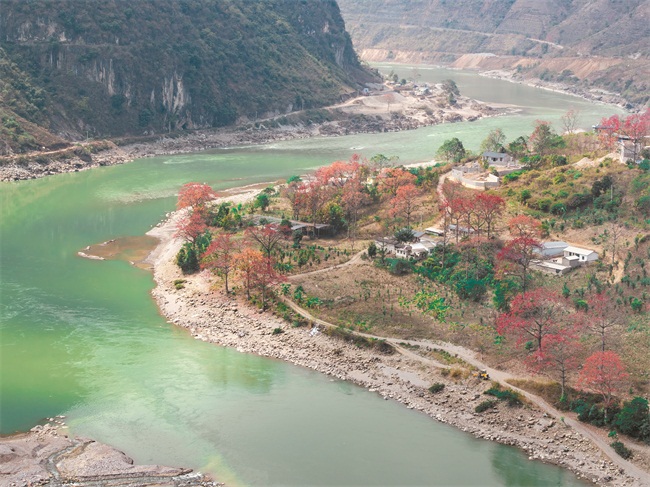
[0,418,218,487]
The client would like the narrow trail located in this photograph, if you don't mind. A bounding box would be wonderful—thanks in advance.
[287,248,366,280]
[279,296,650,485]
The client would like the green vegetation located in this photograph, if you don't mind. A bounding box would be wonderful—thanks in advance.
[475,399,498,413]
[1,0,374,139]
[428,382,445,394]
[484,385,523,407]
[610,441,633,459]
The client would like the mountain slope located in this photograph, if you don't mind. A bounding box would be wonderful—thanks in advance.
[0,0,375,149]
[338,0,649,107]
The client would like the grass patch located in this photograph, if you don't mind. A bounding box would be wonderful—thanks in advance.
[475,399,498,413]
[323,326,395,355]
[610,441,633,459]
[173,279,186,290]
[484,384,523,407]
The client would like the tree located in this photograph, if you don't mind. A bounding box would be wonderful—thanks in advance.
[579,351,628,408]
[175,210,208,244]
[382,92,396,113]
[529,120,564,156]
[496,289,568,352]
[201,232,236,293]
[587,292,621,351]
[561,109,580,135]
[378,167,417,197]
[254,192,270,212]
[614,397,649,439]
[480,128,506,153]
[252,256,286,310]
[507,136,528,159]
[497,236,541,291]
[235,247,264,299]
[597,114,620,151]
[436,138,466,163]
[620,108,650,162]
[246,223,286,259]
[474,193,505,238]
[341,174,368,249]
[389,183,420,228]
[369,153,399,170]
[529,334,582,401]
[508,215,542,239]
[598,109,650,160]
[177,182,216,214]
[394,227,415,243]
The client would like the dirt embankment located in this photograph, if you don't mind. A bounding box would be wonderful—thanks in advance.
[146,197,647,487]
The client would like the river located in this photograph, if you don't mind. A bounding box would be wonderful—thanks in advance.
[0,66,622,485]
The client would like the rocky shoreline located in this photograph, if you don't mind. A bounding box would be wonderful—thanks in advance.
[146,201,646,487]
[0,418,218,487]
[478,68,630,110]
[0,89,501,183]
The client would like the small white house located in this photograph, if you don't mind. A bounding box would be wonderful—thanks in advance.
[482,152,512,166]
[563,246,598,263]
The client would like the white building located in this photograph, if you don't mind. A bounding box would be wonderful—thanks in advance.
[563,246,599,263]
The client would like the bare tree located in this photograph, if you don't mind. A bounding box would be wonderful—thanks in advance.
[561,108,580,135]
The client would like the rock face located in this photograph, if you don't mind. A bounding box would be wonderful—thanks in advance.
[0,0,377,142]
[0,420,218,487]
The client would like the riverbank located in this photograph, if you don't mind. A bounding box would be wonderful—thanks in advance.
[146,195,645,486]
[0,86,504,182]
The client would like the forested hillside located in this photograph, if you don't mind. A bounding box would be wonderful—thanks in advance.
[338,0,649,108]
[0,0,375,151]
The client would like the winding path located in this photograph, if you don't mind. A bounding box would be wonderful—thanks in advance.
[279,295,650,485]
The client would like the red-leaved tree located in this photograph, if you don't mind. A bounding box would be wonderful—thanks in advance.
[496,289,568,352]
[578,351,628,409]
[246,223,286,259]
[177,182,216,214]
[497,236,541,291]
[235,247,264,299]
[252,256,286,310]
[389,183,420,228]
[201,232,236,293]
[475,193,504,238]
[175,210,207,244]
[528,334,582,401]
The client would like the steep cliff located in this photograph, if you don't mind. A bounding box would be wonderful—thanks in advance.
[0,0,375,148]
[338,0,649,107]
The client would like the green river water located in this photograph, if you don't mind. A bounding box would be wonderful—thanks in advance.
[0,66,623,485]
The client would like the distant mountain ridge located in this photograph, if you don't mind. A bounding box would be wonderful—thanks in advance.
[338,0,649,108]
[0,0,375,153]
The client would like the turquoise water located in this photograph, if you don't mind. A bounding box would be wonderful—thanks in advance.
[0,66,618,485]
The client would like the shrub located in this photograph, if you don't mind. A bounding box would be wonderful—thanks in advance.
[615,397,649,440]
[272,327,284,335]
[475,400,498,413]
[388,258,411,275]
[428,383,445,394]
[173,279,186,290]
[485,386,523,407]
[368,241,377,258]
[610,441,632,459]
